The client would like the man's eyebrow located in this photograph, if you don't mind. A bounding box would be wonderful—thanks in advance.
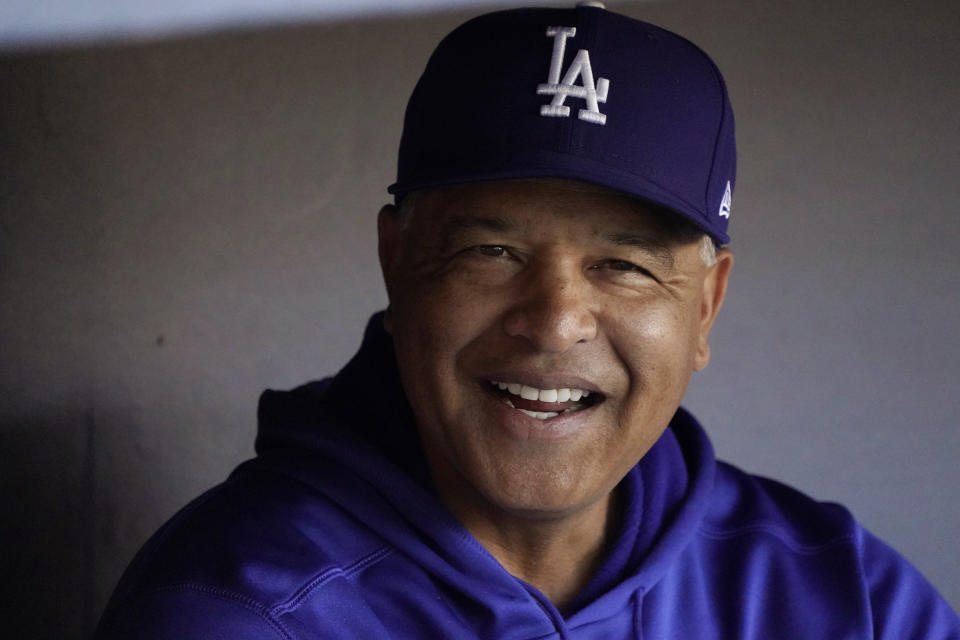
[447,214,515,233]
[604,231,675,268]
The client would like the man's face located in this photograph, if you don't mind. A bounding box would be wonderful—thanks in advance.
[378,179,731,522]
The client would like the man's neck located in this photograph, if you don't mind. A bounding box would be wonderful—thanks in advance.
[445,485,622,612]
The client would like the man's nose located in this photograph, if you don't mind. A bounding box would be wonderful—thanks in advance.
[501,264,598,353]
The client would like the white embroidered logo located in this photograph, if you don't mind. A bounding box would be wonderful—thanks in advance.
[718,181,732,218]
[537,27,610,125]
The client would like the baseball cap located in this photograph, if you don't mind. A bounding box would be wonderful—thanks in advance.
[388,2,736,245]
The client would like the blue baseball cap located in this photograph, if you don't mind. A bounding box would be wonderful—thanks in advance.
[388,2,736,245]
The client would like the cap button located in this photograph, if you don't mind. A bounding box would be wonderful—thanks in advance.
[576,1,606,8]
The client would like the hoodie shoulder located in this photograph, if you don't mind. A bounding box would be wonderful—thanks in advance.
[641,461,960,638]
[701,461,857,551]
[97,457,396,638]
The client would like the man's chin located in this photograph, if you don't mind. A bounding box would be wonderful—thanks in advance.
[470,460,616,521]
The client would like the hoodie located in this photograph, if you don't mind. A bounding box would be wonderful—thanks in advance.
[96,314,960,639]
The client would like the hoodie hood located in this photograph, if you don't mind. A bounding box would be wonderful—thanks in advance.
[254,312,717,630]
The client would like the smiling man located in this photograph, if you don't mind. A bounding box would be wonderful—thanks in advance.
[378,178,731,611]
[96,3,959,639]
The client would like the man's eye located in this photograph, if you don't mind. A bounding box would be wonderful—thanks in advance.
[598,259,657,280]
[474,245,506,257]
[605,259,643,272]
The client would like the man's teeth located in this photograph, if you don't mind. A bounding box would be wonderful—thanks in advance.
[491,381,591,403]
[518,409,559,420]
[502,395,563,420]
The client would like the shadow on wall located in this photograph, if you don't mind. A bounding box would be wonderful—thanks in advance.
[1,415,95,637]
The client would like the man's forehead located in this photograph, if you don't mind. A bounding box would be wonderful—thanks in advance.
[410,178,701,244]
[414,177,643,215]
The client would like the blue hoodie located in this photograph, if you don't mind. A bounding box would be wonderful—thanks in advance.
[96,314,959,639]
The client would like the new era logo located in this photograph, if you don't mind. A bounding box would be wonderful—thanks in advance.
[718,181,732,218]
[537,27,609,125]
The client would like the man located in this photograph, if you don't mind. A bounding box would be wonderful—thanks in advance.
[96,3,960,638]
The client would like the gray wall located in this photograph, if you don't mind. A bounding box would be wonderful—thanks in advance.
[1,1,957,636]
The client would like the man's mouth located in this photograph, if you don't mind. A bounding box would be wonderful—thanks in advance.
[487,380,600,420]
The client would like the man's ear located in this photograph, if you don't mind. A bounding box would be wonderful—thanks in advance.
[693,248,733,371]
[378,203,405,283]
[377,204,403,333]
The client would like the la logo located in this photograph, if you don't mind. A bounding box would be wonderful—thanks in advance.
[537,27,610,125]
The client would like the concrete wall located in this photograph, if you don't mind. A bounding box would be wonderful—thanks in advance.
[1,1,957,636]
